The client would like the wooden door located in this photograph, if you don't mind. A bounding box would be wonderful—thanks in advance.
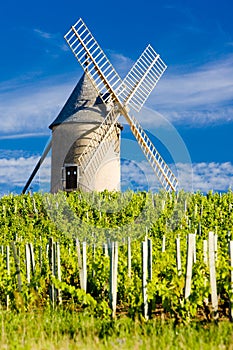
[65,166,78,190]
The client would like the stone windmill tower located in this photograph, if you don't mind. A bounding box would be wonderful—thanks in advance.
[49,73,122,193]
[22,18,178,194]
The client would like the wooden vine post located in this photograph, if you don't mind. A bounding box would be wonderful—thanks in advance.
[147,238,152,282]
[48,237,55,307]
[82,241,87,293]
[109,241,118,318]
[102,243,108,257]
[141,237,152,320]
[127,236,131,278]
[56,242,62,305]
[208,231,218,319]
[75,239,87,292]
[203,239,209,306]
[184,234,195,299]
[11,241,22,292]
[25,243,31,283]
[29,243,36,276]
[141,240,148,320]
[162,235,166,253]
[6,245,10,310]
[176,235,182,276]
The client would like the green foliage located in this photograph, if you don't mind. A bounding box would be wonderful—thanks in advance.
[0,189,233,322]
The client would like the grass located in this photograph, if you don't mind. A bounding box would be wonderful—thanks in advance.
[1,309,233,349]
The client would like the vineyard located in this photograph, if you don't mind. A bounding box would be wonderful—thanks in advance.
[1,189,233,328]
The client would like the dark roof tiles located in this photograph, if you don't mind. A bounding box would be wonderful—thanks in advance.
[49,73,106,129]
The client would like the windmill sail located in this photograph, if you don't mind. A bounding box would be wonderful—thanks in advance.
[128,115,178,192]
[78,108,120,187]
[64,18,122,106]
[116,45,167,112]
[65,18,178,191]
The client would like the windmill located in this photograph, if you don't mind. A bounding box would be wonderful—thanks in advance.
[22,18,178,194]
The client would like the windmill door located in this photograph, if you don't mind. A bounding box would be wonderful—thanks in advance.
[65,166,78,190]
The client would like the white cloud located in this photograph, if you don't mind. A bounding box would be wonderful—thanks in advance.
[177,162,233,192]
[148,54,233,125]
[0,50,132,136]
[0,156,51,195]
[122,159,179,192]
[121,159,153,191]
[0,149,33,159]
[0,132,49,140]
[34,29,53,40]
[0,52,233,137]
[33,28,69,52]
[122,159,233,193]
[0,151,232,195]
[108,51,134,78]
[0,77,74,134]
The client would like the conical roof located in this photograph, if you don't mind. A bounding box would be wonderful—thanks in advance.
[49,73,106,129]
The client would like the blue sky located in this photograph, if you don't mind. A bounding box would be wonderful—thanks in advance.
[0,0,233,195]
